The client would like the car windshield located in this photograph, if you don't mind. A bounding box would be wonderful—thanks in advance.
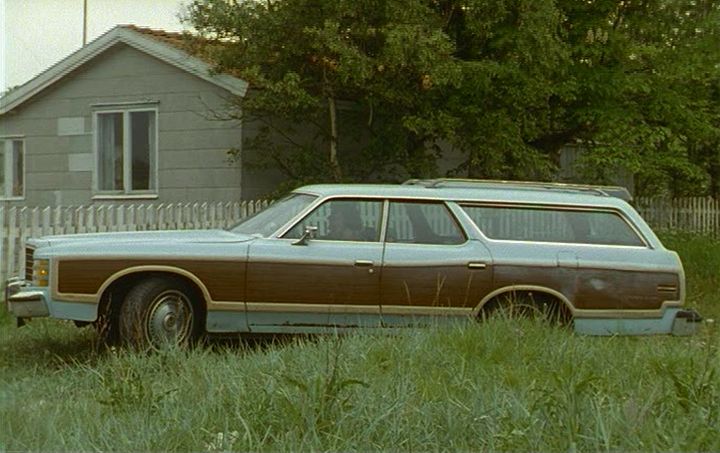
[230,193,317,237]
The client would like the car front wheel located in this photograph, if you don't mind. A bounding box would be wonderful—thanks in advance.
[119,277,201,350]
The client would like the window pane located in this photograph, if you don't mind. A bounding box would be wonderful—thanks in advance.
[462,205,645,246]
[130,111,154,191]
[386,202,465,245]
[12,140,23,197]
[97,113,124,191]
[285,199,383,242]
[232,193,317,237]
[463,206,573,242]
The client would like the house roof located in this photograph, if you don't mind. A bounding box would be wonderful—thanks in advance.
[0,25,248,115]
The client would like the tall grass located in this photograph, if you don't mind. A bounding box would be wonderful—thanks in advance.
[0,233,718,452]
[662,232,720,320]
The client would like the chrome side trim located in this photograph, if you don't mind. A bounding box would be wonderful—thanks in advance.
[210,301,471,316]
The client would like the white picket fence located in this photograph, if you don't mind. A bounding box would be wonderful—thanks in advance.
[1,196,720,284]
[634,197,720,236]
[0,200,270,283]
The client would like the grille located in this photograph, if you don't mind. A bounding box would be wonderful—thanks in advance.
[25,246,35,282]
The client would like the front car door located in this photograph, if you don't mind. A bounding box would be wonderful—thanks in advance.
[244,198,384,332]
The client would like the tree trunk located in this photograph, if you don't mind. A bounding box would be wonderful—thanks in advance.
[328,96,342,181]
[709,158,720,198]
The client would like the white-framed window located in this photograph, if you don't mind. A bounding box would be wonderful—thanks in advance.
[93,106,158,196]
[0,138,25,199]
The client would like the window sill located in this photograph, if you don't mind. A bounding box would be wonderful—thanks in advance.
[92,194,159,201]
[0,197,25,201]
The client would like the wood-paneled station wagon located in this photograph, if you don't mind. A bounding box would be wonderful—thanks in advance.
[6,179,701,348]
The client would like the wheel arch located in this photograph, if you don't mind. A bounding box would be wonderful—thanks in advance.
[96,266,212,320]
[473,285,575,317]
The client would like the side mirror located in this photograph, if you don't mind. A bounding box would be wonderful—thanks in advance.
[292,225,318,246]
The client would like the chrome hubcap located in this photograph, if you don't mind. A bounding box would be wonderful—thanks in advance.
[146,291,193,347]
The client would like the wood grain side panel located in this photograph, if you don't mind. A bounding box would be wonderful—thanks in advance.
[380,265,481,308]
[575,269,678,310]
[492,265,576,306]
[246,262,380,305]
[493,264,679,310]
[57,259,246,301]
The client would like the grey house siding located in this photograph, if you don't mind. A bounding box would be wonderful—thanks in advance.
[0,43,250,206]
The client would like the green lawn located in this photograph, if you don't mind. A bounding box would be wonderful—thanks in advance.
[1,233,718,452]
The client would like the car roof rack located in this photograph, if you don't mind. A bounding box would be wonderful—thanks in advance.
[402,178,633,202]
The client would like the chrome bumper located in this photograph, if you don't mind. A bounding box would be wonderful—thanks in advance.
[4,278,49,320]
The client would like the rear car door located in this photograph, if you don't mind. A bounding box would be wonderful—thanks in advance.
[380,200,494,325]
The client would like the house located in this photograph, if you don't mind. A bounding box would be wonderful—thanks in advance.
[0,25,283,207]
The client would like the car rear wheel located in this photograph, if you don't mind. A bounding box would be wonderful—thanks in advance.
[119,277,201,350]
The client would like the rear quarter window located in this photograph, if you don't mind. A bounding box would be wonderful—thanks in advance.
[461,205,646,247]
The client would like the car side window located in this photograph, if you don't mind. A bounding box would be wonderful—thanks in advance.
[284,199,383,242]
[461,204,646,247]
[386,201,466,245]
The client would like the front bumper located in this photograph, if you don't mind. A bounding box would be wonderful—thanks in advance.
[4,278,50,319]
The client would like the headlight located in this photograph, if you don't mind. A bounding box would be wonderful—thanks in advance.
[32,259,49,287]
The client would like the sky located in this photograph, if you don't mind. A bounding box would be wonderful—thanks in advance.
[1,0,189,92]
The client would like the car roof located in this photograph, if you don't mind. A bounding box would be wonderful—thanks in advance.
[294,180,632,209]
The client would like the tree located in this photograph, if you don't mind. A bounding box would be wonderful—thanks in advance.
[186,0,461,185]
[185,0,720,195]
[433,0,720,193]
[540,0,720,195]
[432,0,571,180]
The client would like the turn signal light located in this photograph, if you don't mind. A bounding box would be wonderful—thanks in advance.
[32,259,49,287]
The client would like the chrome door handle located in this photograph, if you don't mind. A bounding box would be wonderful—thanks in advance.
[354,260,374,267]
[467,262,487,269]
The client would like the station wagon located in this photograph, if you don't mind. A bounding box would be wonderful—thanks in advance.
[5,179,701,348]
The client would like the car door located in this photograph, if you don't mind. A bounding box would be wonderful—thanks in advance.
[380,200,494,325]
[244,198,384,329]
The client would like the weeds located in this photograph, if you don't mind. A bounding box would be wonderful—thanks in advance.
[277,337,368,437]
[92,364,178,412]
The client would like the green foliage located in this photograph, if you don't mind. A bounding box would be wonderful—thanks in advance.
[185,0,720,194]
[92,357,179,412]
[186,0,460,184]
[276,339,369,435]
[563,0,720,195]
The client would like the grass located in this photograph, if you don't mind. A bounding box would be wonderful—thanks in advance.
[1,233,719,452]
